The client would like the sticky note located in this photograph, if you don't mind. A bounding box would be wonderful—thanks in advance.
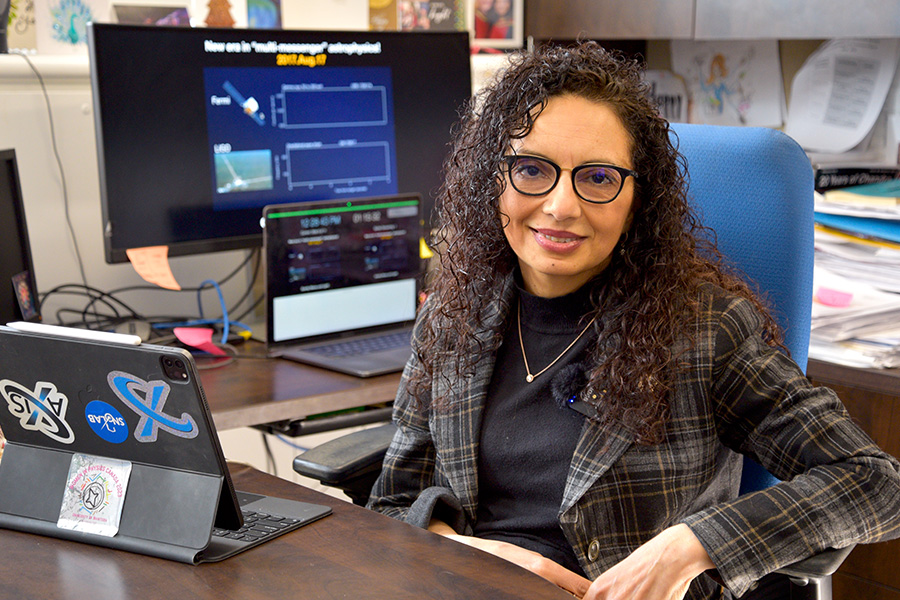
[815,287,853,308]
[174,327,227,356]
[125,246,181,291]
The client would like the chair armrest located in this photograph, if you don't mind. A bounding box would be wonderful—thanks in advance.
[774,545,856,585]
[292,423,397,485]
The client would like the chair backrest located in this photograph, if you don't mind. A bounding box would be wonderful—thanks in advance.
[669,123,815,492]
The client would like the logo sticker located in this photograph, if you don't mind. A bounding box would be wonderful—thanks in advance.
[0,379,76,444]
[106,371,199,442]
[85,400,129,444]
[58,453,132,538]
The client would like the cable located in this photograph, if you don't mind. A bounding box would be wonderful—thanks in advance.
[39,284,143,328]
[273,434,310,453]
[261,433,278,477]
[226,248,261,316]
[197,279,229,344]
[10,50,90,291]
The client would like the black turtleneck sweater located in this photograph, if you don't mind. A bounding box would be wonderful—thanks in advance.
[474,278,598,577]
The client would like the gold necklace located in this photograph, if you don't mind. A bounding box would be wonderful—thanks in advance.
[517,301,597,383]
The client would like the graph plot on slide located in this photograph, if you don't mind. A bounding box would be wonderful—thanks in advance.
[284,142,391,190]
[204,66,398,207]
[273,85,388,129]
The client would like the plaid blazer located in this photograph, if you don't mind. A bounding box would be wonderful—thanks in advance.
[367,276,900,599]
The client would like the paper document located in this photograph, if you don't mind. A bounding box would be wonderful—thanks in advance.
[785,39,900,154]
[811,265,900,342]
[645,70,689,123]
[814,220,900,293]
[670,40,783,127]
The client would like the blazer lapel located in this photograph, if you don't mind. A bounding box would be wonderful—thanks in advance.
[561,416,634,514]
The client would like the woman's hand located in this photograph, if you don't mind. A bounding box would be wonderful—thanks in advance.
[428,520,592,598]
[583,524,714,600]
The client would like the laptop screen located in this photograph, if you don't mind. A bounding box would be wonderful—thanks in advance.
[264,194,421,347]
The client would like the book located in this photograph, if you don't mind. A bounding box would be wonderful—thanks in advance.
[814,212,900,244]
[814,166,900,192]
[822,179,900,208]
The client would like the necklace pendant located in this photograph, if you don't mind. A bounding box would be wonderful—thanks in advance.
[525,374,534,383]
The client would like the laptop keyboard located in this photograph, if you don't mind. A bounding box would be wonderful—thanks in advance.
[305,330,411,357]
[212,509,302,544]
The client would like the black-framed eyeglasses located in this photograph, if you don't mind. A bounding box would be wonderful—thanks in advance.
[502,155,638,204]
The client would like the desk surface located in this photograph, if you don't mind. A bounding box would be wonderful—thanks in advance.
[199,342,401,431]
[0,463,573,600]
[806,358,899,396]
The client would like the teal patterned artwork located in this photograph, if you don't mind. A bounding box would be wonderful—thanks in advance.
[50,0,92,45]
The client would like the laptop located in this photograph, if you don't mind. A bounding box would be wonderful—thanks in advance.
[0,321,332,564]
[263,194,422,377]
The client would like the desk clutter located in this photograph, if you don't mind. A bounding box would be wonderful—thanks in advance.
[810,176,900,368]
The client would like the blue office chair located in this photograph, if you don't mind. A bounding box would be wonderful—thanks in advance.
[670,123,813,496]
[295,124,851,599]
[671,124,852,599]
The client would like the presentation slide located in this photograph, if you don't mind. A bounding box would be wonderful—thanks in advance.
[204,66,398,210]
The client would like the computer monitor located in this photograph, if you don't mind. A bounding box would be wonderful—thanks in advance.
[0,149,40,323]
[87,23,472,264]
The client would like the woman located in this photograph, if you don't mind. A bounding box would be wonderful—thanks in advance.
[367,42,900,600]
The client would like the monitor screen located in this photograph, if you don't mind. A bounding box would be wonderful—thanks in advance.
[87,23,472,263]
[0,149,40,324]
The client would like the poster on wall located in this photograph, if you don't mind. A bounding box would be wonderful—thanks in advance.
[398,1,464,31]
[670,39,784,128]
[190,0,246,28]
[247,0,279,28]
[469,0,521,50]
[644,70,689,123]
[35,0,110,53]
[112,4,190,25]
[7,0,37,50]
[369,0,396,30]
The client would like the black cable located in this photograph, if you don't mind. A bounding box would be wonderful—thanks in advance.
[261,433,278,477]
[10,50,90,291]
[39,284,143,322]
[226,249,261,316]
[234,293,264,323]
[216,247,257,286]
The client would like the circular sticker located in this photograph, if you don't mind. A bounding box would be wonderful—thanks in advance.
[85,401,129,444]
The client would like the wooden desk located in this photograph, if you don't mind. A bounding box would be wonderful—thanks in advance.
[807,359,900,600]
[0,463,573,600]
[198,342,401,431]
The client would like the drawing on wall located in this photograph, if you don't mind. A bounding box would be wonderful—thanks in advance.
[7,0,37,50]
[35,0,108,53]
[671,40,784,128]
[205,0,235,27]
[50,0,92,44]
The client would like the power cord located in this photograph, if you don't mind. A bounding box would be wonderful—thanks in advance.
[9,49,90,291]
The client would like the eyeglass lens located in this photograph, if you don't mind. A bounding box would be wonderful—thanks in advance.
[507,156,627,203]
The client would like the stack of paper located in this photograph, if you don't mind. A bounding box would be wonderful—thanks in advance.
[811,187,900,367]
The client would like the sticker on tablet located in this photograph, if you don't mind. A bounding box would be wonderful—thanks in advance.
[85,400,129,444]
[106,371,198,442]
[0,379,76,444]
[57,453,132,537]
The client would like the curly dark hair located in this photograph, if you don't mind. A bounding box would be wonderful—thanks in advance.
[411,41,783,444]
